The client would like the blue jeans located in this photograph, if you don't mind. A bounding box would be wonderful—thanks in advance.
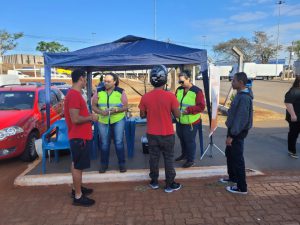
[176,122,199,162]
[98,118,126,166]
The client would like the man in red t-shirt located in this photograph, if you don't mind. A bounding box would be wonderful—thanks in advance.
[64,69,98,207]
[139,65,181,193]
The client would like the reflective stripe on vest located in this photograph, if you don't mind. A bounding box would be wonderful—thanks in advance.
[176,88,201,124]
[98,90,125,124]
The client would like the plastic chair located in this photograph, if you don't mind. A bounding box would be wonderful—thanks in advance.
[42,119,70,174]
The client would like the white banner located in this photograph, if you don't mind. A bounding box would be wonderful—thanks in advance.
[209,65,220,137]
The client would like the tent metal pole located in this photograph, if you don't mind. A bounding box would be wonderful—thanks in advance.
[44,64,51,129]
[87,70,93,113]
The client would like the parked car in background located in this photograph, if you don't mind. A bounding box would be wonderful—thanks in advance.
[56,84,88,103]
[0,85,64,161]
[0,74,21,86]
[51,82,67,86]
[21,82,43,87]
[56,84,71,96]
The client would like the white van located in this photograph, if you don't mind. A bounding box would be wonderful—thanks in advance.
[0,74,21,86]
[7,70,30,78]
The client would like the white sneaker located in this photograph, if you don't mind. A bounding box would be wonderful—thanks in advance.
[288,152,298,159]
[226,186,247,195]
[219,178,236,184]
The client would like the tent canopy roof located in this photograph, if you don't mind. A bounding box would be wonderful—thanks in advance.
[44,35,207,71]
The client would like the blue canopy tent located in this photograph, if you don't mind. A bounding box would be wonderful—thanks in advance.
[43,35,211,156]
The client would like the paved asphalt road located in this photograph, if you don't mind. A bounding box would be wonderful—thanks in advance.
[195,79,294,114]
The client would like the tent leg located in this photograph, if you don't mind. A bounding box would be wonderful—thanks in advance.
[87,71,93,112]
[44,65,51,129]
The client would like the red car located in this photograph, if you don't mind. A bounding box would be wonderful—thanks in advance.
[0,85,64,161]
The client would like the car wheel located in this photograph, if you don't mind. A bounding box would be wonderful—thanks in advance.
[20,132,38,162]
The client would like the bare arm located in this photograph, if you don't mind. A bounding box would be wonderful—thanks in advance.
[172,108,181,118]
[69,108,97,124]
[285,103,297,121]
[92,97,101,114]
[140,110,147,118]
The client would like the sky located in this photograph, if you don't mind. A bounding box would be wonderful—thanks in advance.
[1,0,300,62]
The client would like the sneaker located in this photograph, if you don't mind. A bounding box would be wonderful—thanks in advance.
[219,178,237,184]
[119,165,127,173]
[73,195,95,207]
[164,182,182,193]
[182,161,194,168]
[288,151,298,159]
[71,186,93,198]
[149,180,159,190]
[175,155,186,162]
[226,186,247,195]
[99,165,108,173]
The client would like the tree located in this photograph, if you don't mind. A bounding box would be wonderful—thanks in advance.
[0,30,23,56]
[287,40,300,59]
[213,37,254,62]
[36,41,69,53]
[253,31,280,64]
[0,30,24,73]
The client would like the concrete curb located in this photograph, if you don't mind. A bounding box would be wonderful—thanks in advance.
[14,159,264,186]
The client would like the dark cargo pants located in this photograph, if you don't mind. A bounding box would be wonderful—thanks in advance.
[147,134,176,186]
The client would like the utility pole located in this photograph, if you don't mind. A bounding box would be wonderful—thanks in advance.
[154,0,156,40]
[275,0,285,78]
[288,41,294,78]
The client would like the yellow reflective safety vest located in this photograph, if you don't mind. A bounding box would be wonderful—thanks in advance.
[97,87,125,124]
[176,86,201,124]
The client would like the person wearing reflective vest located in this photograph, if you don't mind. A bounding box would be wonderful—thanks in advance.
[175,70,205,168]
[92,73,128,173]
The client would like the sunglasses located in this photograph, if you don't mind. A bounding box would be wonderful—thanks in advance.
[178,80,184,85]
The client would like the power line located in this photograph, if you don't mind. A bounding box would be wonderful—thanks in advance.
[23,33,94,44]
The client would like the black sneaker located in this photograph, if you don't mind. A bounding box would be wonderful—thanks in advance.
[73,195,95,207]
[99,165,108,173]
[71,186,93,198]
[149,180,159,190]
[182,161,194,168]
[175,155,186,162]
[119,165,127,173]
[164,182,182,193]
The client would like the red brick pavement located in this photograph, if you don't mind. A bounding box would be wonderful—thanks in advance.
[0,160,299,225]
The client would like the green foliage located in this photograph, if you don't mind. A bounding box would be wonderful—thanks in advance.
[253,31,280,64]
[36,41,69,53]
[213,31,281,64]
[213,37,254,62]
[0,30,24,55]
[287,40,300,59]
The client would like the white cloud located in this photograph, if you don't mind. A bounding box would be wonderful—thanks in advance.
[232,0,273,7]
[230,11,268,22]
[274,3,300,17]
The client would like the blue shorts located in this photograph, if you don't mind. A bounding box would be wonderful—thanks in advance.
[70,139,91,170]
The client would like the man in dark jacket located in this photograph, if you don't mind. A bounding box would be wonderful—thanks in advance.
[220,72,253,195]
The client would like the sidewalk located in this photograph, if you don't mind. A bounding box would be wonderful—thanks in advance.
[0,168,299,225]
[1,119,300,224]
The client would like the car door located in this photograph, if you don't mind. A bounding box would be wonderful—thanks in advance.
[52,88,64,118]
[37,89,60,129]
[37,89,47,134]
[49,90,61,123]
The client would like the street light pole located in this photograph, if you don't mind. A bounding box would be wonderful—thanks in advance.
[154,0,156,40]
[276,0,285,78]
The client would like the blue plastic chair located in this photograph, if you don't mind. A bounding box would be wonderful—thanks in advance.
[42,119,70,174]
